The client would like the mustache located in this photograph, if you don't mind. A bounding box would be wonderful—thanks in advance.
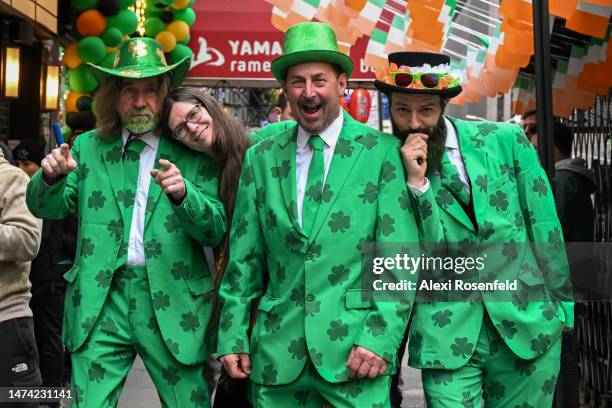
[126,108,155,120]
[397,127,433,141]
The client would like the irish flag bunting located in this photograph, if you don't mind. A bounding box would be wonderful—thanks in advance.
[263,0,612,117]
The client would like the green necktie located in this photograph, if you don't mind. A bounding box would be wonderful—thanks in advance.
[439,150,470,207]
[116,135,146,269]
[302,135,325,236]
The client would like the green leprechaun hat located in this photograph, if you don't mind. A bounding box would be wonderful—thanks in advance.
[87,37,191,88]
[271,22,354,81]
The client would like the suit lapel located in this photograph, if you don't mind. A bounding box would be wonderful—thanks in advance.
[449,117,488,228]
[144,136,183,228]
[274,126,307,238]
[100,135,125,219]
[309,113,364,242]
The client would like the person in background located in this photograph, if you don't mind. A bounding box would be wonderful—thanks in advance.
[0,148,42,407]
[13,139,78,406]
[267,91,294,124]
[160,87,252,406]
[0,139,15,165]
[526,113,594,408]
[13,139,45,178]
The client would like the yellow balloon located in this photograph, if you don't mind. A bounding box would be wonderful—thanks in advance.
[171,0,190,9]
[166,20,190,42]
[156,31,177,53]
[66,91,85,113]
[64,43,82,69]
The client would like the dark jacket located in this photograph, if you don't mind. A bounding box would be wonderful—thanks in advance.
[554,158,595,242]
[29,216,78,286]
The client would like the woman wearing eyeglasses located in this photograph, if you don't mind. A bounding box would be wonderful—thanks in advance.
[157,87,254,407]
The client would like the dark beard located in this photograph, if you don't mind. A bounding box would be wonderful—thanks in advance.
[394,117,447,171]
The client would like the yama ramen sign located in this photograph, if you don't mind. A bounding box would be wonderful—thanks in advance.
[187,0,375,82]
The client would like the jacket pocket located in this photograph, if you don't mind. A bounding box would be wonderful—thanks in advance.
[186,277,214,296]
[62,265,79,283]
[345,289,374,309]
[257,294,282,312]
[516,270,545,287]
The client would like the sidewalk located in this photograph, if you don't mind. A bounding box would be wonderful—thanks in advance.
[117,350,426,408]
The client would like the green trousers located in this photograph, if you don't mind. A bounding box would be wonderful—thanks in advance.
[70,266,210,408]
[421,313,561,408]
[250,359,390,408]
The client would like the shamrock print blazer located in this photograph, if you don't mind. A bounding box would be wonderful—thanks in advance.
[217,111,421,385]
[408,117,573,370]
[26,130,226,365]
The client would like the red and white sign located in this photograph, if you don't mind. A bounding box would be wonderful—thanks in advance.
[188,0,375,82]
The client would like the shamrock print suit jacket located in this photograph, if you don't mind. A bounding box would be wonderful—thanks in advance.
[26,129,226,365]
[217,111,420,385]
[408,117,574,370]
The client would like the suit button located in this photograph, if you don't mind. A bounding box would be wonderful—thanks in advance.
[306,294,315,302]
[304,252,313,260]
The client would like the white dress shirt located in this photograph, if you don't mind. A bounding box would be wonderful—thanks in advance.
[409,116,471,196]
[296,111,344,226]
[122,129,160,265]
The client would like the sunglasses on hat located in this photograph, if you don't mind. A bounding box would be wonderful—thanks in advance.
[523,123,537,135]
[390,72,442,89]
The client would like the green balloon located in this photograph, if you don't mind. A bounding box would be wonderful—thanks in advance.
[101,27,123,47]
[119,0,135,7]
[70,0,98,11]
[145,7,163,19]
[170,44,194,63]
[68,66,98,93]
[99,51,117,69]
[107,9,138,35]
[174,7,196,26]
[144,17,165,37]
[76,95,93,112]
[77,36,106,64]
[178,34,191,46]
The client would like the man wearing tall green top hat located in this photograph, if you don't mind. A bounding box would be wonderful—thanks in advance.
[26,37,225,407]
[217,22,420,407]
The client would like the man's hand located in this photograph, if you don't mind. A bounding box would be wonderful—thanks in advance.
[400,133,428,187]
[41,143,77,185]
[346,346,388,379]
[219,353,251,379]
[150,159,186,203]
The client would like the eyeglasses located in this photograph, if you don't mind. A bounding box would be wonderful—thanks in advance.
[390,72,443,89]
[523,123,537,135]
[172,104,204,140]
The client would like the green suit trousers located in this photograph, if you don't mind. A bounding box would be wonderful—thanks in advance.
[70,266,210,408]
[421,312,561,408]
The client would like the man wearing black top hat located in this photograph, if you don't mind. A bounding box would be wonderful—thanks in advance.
[375,52,573,407]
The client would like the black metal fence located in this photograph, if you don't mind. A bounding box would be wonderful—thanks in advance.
[569,95,612,406]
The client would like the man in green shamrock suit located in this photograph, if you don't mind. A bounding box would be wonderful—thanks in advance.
[217,22,420,407]
[26,38,225,407]
[375,51,573,407]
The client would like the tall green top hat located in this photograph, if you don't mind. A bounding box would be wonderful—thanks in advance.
[87,37,191,88]
[271,22,354,81]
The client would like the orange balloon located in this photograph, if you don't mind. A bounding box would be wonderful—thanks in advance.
[66,91,85,113]
[64,43,82,69]
[166,20,190,42]
[156,31,177,53]
[77,10,107,36]
[172,0,190,9]
[346,0,367,11]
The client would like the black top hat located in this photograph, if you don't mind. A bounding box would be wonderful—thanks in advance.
[374,52,462,98]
